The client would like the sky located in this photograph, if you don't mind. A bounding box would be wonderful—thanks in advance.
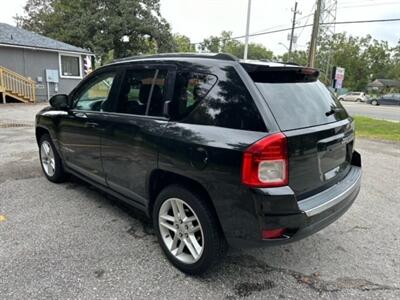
[1,0,399,55]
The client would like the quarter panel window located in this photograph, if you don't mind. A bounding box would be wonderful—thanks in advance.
[172,72,217,120]
[183,66,267,132]
[74,73,115,111]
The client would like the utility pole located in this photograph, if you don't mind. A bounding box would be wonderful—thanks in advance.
[288,1,300,61]
[308,0,323,67]
[244,0,252,60]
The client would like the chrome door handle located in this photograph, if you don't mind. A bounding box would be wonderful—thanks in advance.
[74,112,88,118]
[85,122,99,128]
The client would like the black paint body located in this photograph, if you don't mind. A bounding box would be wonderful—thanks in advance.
[36,55,362,247]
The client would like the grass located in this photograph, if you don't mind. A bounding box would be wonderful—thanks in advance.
[353,116,400,142]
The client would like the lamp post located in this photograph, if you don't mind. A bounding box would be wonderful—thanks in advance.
[243,0,252,60]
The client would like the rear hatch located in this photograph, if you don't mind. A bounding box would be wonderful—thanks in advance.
[242,63,354,200]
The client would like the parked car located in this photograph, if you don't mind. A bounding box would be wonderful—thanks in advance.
[35,53,362,274]
[338,92,368,102]
[367,93,400,105]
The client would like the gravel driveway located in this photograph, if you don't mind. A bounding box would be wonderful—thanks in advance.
[0,103,399,299]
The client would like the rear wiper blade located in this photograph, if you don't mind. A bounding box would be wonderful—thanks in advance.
[325,107,343,116]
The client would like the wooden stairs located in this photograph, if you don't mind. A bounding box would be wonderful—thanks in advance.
[0,66,36,103]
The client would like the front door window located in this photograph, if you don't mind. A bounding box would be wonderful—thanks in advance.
[74,73,116,111]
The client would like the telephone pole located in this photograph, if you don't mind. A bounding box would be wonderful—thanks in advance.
[244,0,252,60]
[288,1,301,61]
[307,0,323,67]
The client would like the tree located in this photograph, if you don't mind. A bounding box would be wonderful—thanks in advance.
[314,33,399,90]
[16,0,175,64]
[173,34,195,52]
[387,40,400,80]
[276,50,308,65]
[201,31,273,60]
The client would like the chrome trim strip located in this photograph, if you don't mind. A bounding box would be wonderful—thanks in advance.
[299,167,362,217]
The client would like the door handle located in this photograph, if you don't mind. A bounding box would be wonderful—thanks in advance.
[74,112,88,118]
[85,122,99,128]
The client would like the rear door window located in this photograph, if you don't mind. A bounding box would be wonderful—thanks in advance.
[116,68,168,117]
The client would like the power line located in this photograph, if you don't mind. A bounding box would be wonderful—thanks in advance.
[297,2,316,40]
[338,2,400,9]
[249,12,314,36]
[193,17,400,45]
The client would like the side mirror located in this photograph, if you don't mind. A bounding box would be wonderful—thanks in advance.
[49,94,69,109]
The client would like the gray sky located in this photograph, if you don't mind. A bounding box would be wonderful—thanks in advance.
[1,0,399,55]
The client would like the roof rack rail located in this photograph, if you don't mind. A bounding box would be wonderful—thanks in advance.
[111,52,238,63]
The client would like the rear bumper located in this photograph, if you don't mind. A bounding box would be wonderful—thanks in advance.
[226,163,362,248]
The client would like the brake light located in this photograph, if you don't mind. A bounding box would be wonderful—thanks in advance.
[241,133,288,188]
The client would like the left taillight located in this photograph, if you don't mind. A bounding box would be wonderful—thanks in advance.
[241,133,288,188]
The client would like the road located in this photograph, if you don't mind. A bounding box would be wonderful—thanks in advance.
[1,103,400,299]
[341,101,400,122]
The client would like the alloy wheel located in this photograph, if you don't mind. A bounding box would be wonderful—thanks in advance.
[158,198,204,264]
[40,141,56,177]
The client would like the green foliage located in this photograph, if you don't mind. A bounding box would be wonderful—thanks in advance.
[276,50,308,65]
[16,0,175,64]
[201,31,273,60]
[275,34,399,91]
[15,2,400,88]
[173,34,195,52]
[316,33,399,90]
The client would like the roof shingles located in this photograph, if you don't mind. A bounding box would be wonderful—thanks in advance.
[0,23,93,54]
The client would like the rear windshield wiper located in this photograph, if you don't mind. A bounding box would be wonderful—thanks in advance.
[325,107,343,116]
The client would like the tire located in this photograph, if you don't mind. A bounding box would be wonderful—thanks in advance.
[39,134,66,183]
[356,98,362,102]
[339,98,344,101]
[153,185,227,275]
[371,100,378,106]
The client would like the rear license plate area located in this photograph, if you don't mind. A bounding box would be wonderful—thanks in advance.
[317,133,353,181]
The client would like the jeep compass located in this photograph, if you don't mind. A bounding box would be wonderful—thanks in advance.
[35,53,362,274]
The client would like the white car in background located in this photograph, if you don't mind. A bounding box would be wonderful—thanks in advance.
[338,92,368,102]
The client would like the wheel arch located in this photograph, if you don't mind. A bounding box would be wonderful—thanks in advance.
[147,169,224,235]
[35,126,50,145]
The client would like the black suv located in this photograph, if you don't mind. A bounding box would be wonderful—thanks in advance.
[36,53,362,274]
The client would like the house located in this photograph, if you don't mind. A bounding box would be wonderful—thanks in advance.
[367,79,400,93]
[0,23,94,103]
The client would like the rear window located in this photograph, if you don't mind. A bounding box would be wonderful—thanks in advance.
[246,67,348,131]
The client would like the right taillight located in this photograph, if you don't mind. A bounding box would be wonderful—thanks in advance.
[241,133,288,188]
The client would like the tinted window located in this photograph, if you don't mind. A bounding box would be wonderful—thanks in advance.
[117,68,167,116]
[74,73,115,111]
[184,66,267,132]
[172,72,217,120]
[255,81,348,131]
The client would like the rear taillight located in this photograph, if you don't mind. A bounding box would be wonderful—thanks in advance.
[241,133,288,188]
